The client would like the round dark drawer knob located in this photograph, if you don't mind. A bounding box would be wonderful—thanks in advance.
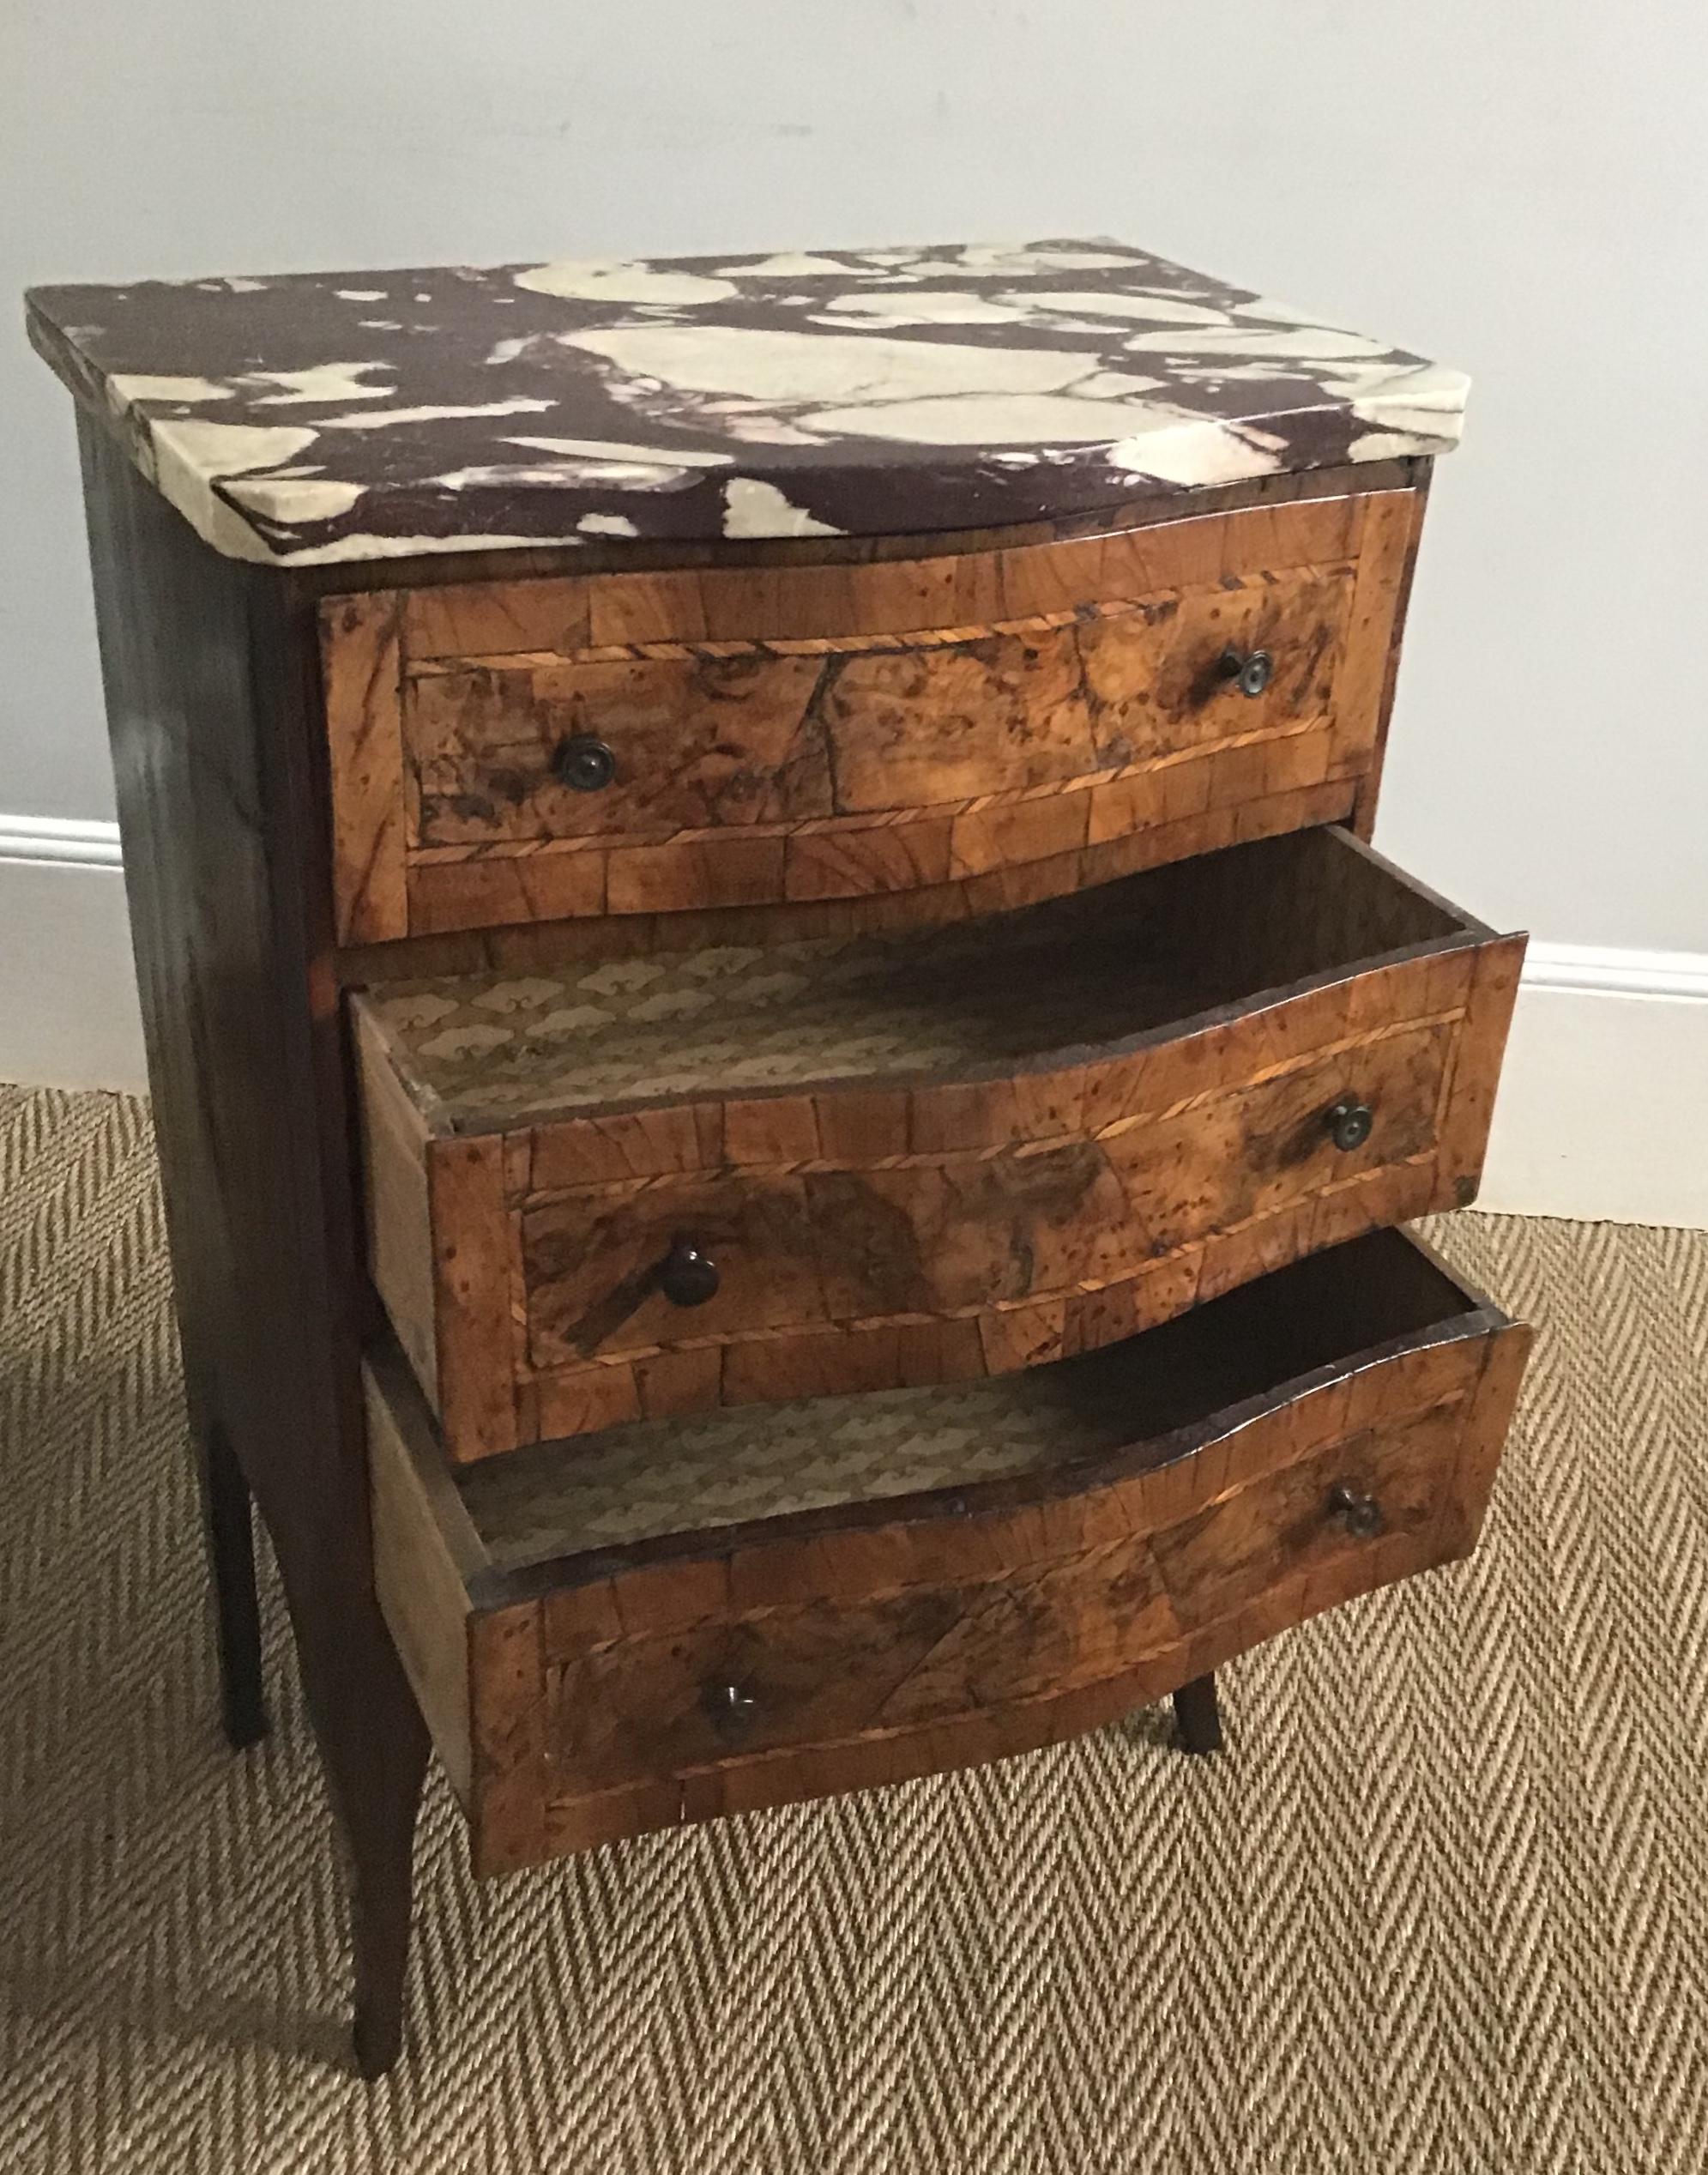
[658,1236,719,1308]
[1324,1097,1374,1153]
[553,733,617,793]
[1327,1483,1385,1539]
[1218,645,1274,699]
[704,1682,760,1738]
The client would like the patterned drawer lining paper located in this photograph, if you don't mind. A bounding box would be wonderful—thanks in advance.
[358,828,1460,1133]
[454,1229,1482,1568]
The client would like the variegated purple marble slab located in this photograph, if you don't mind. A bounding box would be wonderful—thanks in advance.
[27,239,1466,566]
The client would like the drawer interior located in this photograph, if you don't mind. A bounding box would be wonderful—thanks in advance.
[413,1229,1499,1580]
[354,825,1485,1133]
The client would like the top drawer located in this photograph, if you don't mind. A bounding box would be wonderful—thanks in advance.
[320,491,1419,945]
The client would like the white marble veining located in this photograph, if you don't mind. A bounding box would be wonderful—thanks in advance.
[27,237,1469,564]
[721,477,842,539]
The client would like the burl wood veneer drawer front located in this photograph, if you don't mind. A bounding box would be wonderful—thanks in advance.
[322,491,1419,944]
[352,825,1524,1465]
[365,1230,1530,1875]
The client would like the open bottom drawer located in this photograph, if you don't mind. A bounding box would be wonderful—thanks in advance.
[366,1228,1530,1876]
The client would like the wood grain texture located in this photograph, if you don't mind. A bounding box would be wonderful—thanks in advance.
[1328,492,1417,788]
[402,562,1349,849]
[365,1356,480,1803]
[536,1403,1465,1801]
[1434,933,1528,1204]
[466,1605,551,1876]
[356,1229,1525,1874]
[320,592,407,944]
[1349,474,1433,838]
[1448,1316,1536,1549]
[353,1005,439,1403]
[516,1019,1451,1361]
[353,827,1520,1463]
[399,492,1367,656]
[78,420,430,2072]
[336,777,1357,986]
[322,490,1421,943]
[426,1136,519,1459]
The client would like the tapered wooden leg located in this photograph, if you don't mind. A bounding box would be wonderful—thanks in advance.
[1172,1672,1223,1755]
[188,1365,428,2075]
[291,1604,432,2079]
[344,1730,428,2079]
[189,1401,267,1750]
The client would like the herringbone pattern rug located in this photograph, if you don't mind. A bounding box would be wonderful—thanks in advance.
[3,1084,1705,2174]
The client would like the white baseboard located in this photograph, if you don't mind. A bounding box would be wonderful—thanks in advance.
[2,817,1704,1227]
[0,819,145,1094]
[1475,946,1708,1229]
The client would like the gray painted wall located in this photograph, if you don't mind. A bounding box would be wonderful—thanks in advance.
[7,0,1705,948]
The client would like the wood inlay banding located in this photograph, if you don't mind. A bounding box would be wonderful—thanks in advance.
[351,826,1522,1462]
[322,492,1419,943]
[364,1230,1528,1874]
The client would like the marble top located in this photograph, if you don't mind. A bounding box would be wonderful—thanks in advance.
[26,239,1467,567]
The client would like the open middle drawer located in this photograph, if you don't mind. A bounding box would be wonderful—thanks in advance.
[365,1229,1531,1875]
[352,825,1524,1463]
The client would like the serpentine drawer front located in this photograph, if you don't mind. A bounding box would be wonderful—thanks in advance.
[365,1229,1531,1876]
[319,490,1418,944]
[352,825,1523,1463]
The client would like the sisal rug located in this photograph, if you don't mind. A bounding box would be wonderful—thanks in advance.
[2,1084,1705,2174]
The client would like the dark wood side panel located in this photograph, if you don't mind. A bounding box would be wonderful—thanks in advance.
[77,419,430,2065]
